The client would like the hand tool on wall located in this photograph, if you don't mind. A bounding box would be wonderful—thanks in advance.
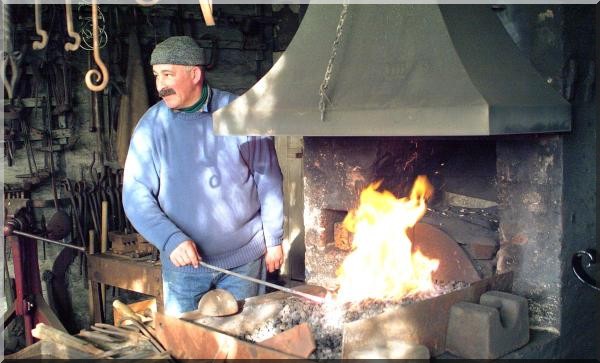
[5,116,17,166]
[44,83,73,242]
[199,0,215,26]
[100,201,108,311]
[32,0,48,50]
[64,0,81,52]
[62,178,86,246]
[135,0,159,6]
[85,0,109,92]
[2,51,20,100]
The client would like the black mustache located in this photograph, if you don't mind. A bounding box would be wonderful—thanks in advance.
[158,88,176,97]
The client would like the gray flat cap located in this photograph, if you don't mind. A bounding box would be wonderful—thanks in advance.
[150,36,206,66]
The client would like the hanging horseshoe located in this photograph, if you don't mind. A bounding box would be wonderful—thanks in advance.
[135,0,159,6]
[64,1,81,51]
[85,0,109,92]
[32,0,48,50]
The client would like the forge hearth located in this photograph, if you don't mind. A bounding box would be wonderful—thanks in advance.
[301,135,571,357]
[173,273,512,360]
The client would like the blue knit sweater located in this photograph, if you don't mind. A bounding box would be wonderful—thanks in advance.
[122,88,284,273]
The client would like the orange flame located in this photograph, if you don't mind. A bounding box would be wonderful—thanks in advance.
[334,175,439,303]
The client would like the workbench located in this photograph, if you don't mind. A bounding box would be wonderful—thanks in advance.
[87,253,163,323]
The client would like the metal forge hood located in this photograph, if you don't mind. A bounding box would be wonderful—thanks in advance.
[213,5,570,136]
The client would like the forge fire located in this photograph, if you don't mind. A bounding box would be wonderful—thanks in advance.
[334,176,440,303]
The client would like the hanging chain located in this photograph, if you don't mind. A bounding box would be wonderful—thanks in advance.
[319,3,348,122]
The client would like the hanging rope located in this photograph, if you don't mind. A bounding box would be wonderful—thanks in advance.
[318,2,348,122]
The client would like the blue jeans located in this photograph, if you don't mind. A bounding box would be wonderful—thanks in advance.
[162,257,266,316]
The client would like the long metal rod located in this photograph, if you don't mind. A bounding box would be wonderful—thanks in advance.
[12,230,86,252]
[199,261,326,304]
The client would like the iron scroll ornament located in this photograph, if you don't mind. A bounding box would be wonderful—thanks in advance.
[572,249,599,291]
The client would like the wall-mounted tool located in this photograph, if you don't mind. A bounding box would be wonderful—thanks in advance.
[135,0,159,6]
[32,0,48,50]
[199,0,215,26]
[2,51,21,100]
[64,0,81,51]
[85,0,109,92]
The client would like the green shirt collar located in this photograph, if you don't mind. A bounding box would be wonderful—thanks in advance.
[178,83,211,113]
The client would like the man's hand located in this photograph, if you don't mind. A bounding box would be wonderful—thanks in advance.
[265,245,283,273]
[170,240,202,268]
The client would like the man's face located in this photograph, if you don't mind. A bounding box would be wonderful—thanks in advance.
[152,64,203,109]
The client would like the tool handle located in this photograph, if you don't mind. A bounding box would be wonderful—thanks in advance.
[199,261,325,304]
[113,299,142,323]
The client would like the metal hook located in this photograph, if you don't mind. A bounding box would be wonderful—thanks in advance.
[85,0,109,92]
[64,1,81,51]
[135,0,159,6]
[32,0,48,50]
[572,249,599,292]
